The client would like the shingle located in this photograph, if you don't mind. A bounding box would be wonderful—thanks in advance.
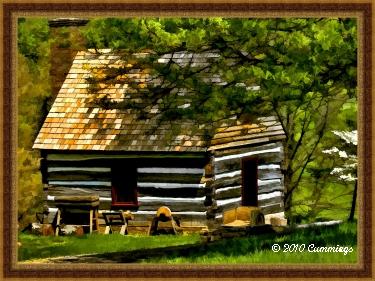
[33,49,285,152]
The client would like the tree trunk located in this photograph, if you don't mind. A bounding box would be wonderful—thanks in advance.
[283,166,293,219]
[348,179,357,221]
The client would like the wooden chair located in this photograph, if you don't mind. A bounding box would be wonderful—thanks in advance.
[102,211,134,235]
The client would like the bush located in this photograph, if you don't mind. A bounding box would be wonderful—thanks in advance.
[17,148,44,230]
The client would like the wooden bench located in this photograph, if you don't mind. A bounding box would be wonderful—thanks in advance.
[54,195,100,236]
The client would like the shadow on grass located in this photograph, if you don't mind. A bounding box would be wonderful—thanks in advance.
[143,221,357,263]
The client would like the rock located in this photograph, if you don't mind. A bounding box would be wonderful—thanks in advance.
[59,225,84,236]
[270,217,288,226]
[29,223,55,236]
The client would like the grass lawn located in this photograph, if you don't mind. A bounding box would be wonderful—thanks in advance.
[18,222,357,264]
[18,233,202,261]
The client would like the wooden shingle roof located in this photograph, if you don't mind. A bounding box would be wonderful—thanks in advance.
[33,49,285,152]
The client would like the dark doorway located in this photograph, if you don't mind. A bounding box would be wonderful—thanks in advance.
[111,164,138,209]
[241,157,258,206]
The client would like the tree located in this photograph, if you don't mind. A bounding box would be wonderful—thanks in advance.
[323,130,357,221]
[17,18,53,229]
[82,18,357,219]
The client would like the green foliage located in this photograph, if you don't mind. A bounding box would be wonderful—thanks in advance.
[18,18,53,148]
[18,18,50,62]
[17,18,53,228]
[18,53,52,148]
[17,148,44,230]
[81,18,357,220]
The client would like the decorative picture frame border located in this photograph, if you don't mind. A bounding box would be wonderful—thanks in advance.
[2,2,372,278]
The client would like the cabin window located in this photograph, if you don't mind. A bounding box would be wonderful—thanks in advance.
[111,165,138,208]
[241,157,258,206]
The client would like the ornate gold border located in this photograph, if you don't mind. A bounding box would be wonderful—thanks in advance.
[1,2,372,280]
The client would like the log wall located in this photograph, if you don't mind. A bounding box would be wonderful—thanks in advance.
[42,141,286,228]
[43,153,211,226]
[210,141,285,222]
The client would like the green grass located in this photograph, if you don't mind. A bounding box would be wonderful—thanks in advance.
[18,222,357,264]
[145,222,357,264]
[18,233,201,261]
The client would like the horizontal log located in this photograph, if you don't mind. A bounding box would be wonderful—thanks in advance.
[48,180,111,187]
[260,203,284,215]
[216,201,242,214]
[214,186,241,200]
[259,169,283,181]
[259,183,284,194]
[258,196,284,207]
[258,179,284,194]
[212,175,241,189]
[138,182,205,188]
[258,191,283,200]
[137,167,204,174]
[46,199,112,211]
[137,173,202,184]
[137,202,207,212]
[214,152,283,175]
[215,165,282,179]
[212,142,282,157]
[138,186,208,198]
[216,197,242,208]
[47,173,111,182]
[47,167,111,172]
[46,186,111,198]
[214,170,242,180]
[138,196,205,204]
[214,185,284,201]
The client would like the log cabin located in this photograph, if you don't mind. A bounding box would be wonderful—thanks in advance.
[33,49,287,229]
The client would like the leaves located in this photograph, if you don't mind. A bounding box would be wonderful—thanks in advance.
[17,18,53,229]
[16,17,356,222]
